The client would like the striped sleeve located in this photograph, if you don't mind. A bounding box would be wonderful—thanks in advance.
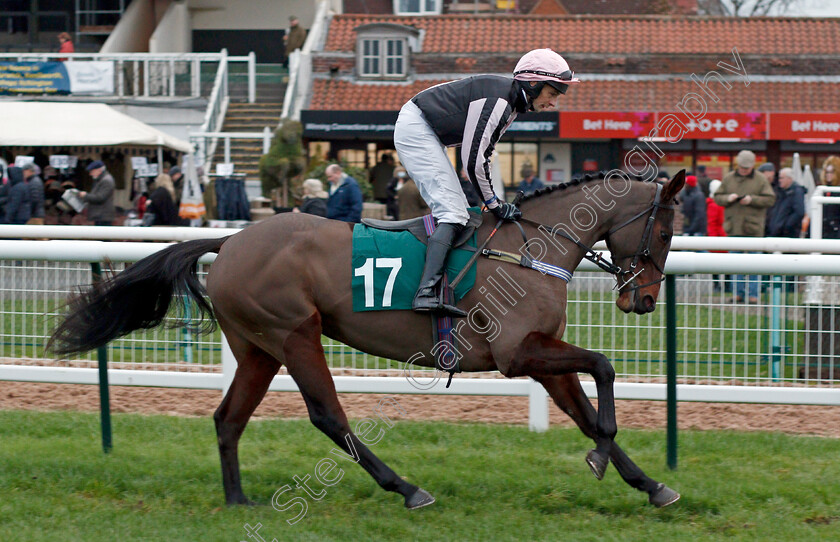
[460,97,515,209]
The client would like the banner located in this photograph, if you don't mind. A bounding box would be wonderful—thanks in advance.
[0,61,113,95]
[63,62,114,95]
[768,113,840,141]
[0,62,69,94]
[560,111,655,138]
[653,111,766,140]
[504,112,558,137]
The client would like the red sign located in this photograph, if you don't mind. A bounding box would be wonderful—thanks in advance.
[768,113,840,140]
[655,112,766,140]
[560,111,654,138]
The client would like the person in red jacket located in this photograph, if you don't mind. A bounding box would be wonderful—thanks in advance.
[57,32,74,61]
[707,179,727,292]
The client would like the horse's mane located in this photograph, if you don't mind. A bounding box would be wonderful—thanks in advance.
[520,171,660,203]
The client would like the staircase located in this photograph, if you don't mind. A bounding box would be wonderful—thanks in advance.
[211,63,288,179]
[213,102,284,179]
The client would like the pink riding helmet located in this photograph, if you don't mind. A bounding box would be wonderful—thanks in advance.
[513,48,580,94]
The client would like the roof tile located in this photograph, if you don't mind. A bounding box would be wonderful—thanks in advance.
[309,78,840,113]
[325,14,840,55]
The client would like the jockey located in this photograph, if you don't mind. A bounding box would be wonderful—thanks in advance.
[393,48,579,317]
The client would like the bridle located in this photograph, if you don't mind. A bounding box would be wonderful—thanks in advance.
[519,182,676,294]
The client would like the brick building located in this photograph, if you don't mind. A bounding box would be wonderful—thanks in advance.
[300,12,840,194]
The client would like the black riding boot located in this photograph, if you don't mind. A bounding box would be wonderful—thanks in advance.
[413,223,467,317]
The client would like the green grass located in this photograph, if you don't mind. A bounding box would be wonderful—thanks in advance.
[0,410,838,541]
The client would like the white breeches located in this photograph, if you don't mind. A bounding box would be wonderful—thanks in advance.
[393,100,470,226]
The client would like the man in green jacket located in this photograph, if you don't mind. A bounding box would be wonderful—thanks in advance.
[713,150,776,303]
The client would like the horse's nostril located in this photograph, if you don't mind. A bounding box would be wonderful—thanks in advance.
[643,295,656,312]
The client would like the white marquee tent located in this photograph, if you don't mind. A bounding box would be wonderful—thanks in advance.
[0,101,192,153]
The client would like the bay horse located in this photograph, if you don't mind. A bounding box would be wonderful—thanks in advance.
[49,170,685,510]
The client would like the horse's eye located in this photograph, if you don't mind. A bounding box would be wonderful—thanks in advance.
[660,231,672,242]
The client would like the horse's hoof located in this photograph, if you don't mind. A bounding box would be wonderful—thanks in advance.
[649,483,680,508]
[586,449,609,480]
[405,487,435,510]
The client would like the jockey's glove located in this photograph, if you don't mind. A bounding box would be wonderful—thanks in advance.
[492,201,522,222]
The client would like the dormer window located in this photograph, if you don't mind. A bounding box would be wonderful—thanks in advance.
[393,0,441,15]
[356,23,421,80]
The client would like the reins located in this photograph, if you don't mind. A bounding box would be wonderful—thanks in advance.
[453,181,675,294]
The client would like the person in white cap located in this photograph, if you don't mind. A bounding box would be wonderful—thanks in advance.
[714,149,776,303]
[393,48,579,316]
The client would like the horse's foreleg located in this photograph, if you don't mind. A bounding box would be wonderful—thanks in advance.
[533,374,680,507]
[505,332,616,479]
[214,339,280,505]
[284,314,434,510]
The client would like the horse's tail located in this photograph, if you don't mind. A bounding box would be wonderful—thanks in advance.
[48,236,230,356]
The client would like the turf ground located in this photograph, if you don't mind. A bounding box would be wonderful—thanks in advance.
[1,410,838,541]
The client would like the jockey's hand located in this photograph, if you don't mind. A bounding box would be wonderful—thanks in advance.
[492,201,522,222]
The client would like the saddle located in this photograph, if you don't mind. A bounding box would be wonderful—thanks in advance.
[361,210,483,248]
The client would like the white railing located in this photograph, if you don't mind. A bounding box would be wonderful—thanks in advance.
[195,50,230,173]
[282,0,330,121]
[189,129,274,171]
[1,236,840,428]
[809,185,840,241]
[0,51,254,101]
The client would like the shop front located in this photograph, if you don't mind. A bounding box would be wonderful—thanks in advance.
[301,109,840,195]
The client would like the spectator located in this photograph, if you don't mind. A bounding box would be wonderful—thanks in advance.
[130,175,149,218]
[325,164,363,223]
[385,166,408,220]
[459,168,482,207]
[3,166,31,224]
[199,167,218,221]
[681,175,706,235]
[21,162,45,225]
[695,164,712,198]
[146,174,181,226]
[517,164,544,195]
[283,16,307,68]
[79,160,116,226]
[707,179,727,292]
[398,176,430,221]
[758,162,776,188]
[168,165,184,208]
[369,153,395,204]
[766,167,805,238]
[57,32,74,61]
[820,156,840,239]
[713,150,776,303]
[296,178,328,217]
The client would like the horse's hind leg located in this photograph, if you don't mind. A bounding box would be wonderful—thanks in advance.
[283,313,434,510]
[214,330,281,505]
[534,374,680,507]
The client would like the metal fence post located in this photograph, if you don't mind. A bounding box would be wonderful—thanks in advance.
[91,262,112,453]
[665,273,677,470]
[771,274,783,380]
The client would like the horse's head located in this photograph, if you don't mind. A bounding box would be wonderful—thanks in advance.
[606,170,684,314]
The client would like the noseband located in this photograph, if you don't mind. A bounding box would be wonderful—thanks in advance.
[520,182,676,294]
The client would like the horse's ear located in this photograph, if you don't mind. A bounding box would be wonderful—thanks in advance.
[662,169,686,201]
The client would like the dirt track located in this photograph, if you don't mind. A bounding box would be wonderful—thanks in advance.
[3,382,839,437]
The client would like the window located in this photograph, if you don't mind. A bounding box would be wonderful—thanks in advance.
[394,0,441,15]
[361,39,380,76]
[356,23,419,80]
[359,37,407,78]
